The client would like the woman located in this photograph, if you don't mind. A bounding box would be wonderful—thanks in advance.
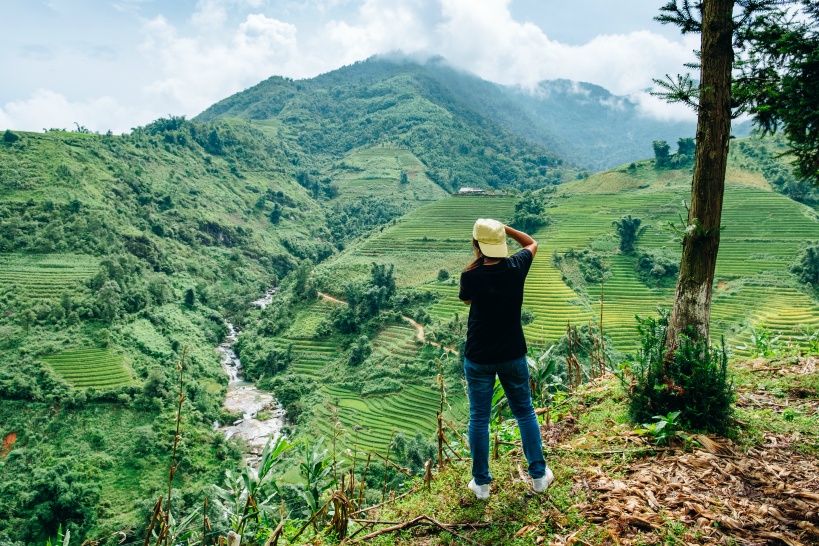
[458,218,553,499]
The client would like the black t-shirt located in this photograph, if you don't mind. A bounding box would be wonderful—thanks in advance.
[458,249,533,364]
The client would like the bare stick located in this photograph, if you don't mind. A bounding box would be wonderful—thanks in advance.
[351,485,418,516]
[201,498,209,546]
[440,432,465,461]
[289,496,333,543]
[441,417,469,449]
[142,496,162,546]
[351,519,491,529]
[350,515,484,545]
[358,452,371,509]
[162,346,188,546]
[372,452,412,476]
[262,521,284,546]
[381,430,396,504]
[600,282,606,373]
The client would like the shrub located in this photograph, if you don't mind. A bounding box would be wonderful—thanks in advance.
[618,313,734,433]
[636,249,680,288]
[437,269,449,281]
[510,190,551,233]
[791,244,819,289]
[348,335,372,366]
[553,248,610,288]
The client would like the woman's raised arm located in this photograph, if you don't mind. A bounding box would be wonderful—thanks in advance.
[504,225,538,258]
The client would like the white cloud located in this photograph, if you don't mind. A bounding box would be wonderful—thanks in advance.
[429,0,699,96]
[322,0,435,65]
[320,0,699,100]
[1,0,701,132]
[0,90,158,133]
[140,11,300,115]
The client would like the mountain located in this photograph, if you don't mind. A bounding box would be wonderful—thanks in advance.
[197,55,573,192]
[199,54,740,173]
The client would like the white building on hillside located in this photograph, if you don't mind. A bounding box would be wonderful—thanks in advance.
[458,187,487,195]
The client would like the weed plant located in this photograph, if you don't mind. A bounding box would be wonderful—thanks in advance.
[619,313,735,433]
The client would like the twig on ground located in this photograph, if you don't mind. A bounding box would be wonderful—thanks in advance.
[349,515,485,545]
[350,485,419,516]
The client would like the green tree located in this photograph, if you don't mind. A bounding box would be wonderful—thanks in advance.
[269,203,282,224]
[655,0,819,347]
[510,190,550,232]
[399,170,409,184]
[96,280,121,322]
[2,130,19,144]
[291,261,315,301]
[348,335,372,366]
[370,262,396,300]
[733,1,819,182]
[676,137,695,158]
[206,128,223,155]
[791,245,819,288]
[183,288,196,308]
[612,215,646,254]
[652,140,671,167]
[19,309,35,334]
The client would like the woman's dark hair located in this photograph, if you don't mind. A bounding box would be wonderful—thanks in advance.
[464,239,485,272]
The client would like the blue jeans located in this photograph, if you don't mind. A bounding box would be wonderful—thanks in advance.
[464,355,546,486]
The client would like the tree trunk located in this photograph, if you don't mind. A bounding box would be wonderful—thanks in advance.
[665,0,734,350]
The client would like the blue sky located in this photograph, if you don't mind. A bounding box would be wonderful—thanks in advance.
[0,1,698,133]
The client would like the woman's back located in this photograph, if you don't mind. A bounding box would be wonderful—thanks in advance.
[459,248,533,364]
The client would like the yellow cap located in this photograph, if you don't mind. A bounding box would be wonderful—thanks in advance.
[473,218,507,258]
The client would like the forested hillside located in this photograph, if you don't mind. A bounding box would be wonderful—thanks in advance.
[197,56,573,191]
[0,118,327,541]
[0,57,577,541]
[200,54,735,173]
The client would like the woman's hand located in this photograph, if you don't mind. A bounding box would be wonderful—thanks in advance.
[504,225,538,257]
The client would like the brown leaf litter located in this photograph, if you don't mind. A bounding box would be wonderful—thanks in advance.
[564,433,819,545]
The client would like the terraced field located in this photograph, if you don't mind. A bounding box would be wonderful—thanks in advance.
[371,324,422,364]
[318,196,516,287]
[271,302,468,453]
[40,348,133,388]
[264,301,344,379]
[335,179,819,356]
[0,254,98,299]
[330,147,447,205]
[315,382,468,454]
[531,183,819,354]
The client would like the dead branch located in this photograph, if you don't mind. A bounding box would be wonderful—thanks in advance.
[350,485,419,516]
[349,515,485,545]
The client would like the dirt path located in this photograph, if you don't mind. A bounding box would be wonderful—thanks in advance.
[317,291,458,355]
[1,432,17,458]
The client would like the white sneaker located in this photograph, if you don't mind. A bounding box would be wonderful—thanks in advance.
[532,466,554,493]
[468,479,490,500]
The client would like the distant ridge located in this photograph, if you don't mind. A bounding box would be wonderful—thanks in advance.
[198,53,743,172]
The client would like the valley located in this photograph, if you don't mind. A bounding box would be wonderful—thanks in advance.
[0,56,817,544]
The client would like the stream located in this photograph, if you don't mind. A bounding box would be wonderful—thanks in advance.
[215,288,284,465]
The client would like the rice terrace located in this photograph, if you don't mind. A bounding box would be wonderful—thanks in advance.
[2,1,819,544]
